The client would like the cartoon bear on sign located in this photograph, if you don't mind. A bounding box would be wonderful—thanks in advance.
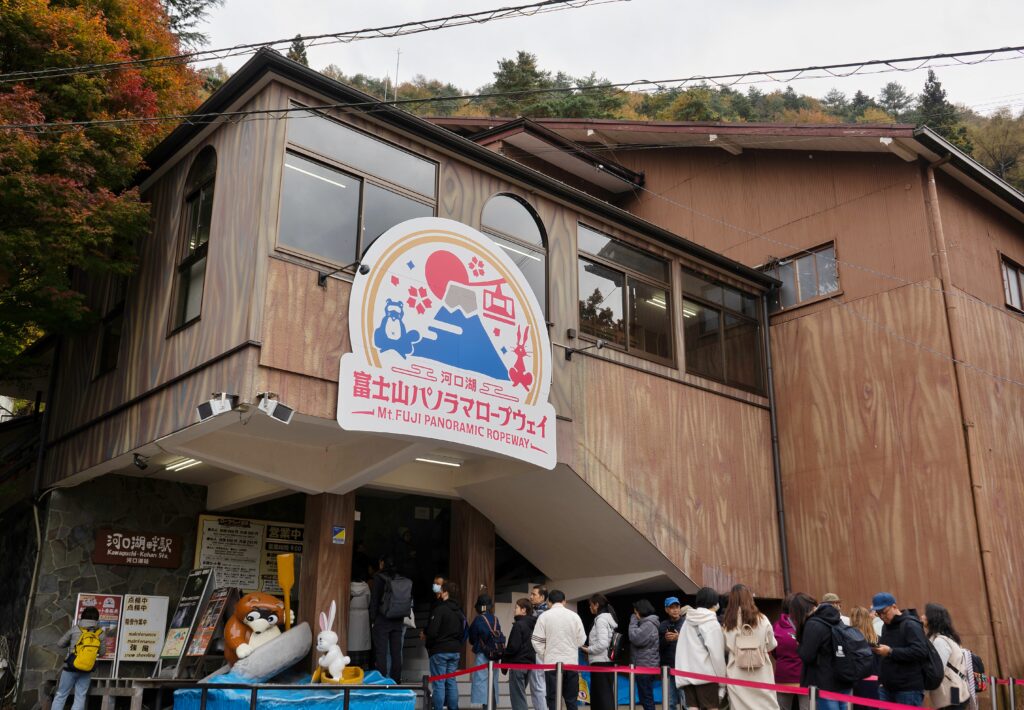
[373,299,420,358]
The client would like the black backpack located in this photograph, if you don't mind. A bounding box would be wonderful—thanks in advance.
[379,573,414,619]
[481,615,507,661]
[922,638,945,691]
[829,624,874,685]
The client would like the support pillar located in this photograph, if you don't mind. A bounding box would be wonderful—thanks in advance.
[450,500,495,663]
[299,492,356,669]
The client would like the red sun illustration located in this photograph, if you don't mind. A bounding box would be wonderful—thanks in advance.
[424,249,507,300]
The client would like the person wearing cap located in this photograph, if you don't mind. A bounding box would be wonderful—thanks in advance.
[821,593,850,626]
[660,596,687,710]
[870,592,930,707]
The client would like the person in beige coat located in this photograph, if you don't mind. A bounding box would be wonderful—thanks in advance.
[722,585,779,710]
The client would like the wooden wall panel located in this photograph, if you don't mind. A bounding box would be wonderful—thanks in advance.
[299,492,356,668]
[769,278,994,664]
[570,355,781,596]
[951,290,1024,675]
[47,88,282,475]
[450,501,495,660]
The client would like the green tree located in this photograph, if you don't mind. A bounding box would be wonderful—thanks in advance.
[286,34,308,66]
[162,0,224,48]
[878,82,913,121]
[0,0,202,370]
[847,90,875,120]
[665,87,720,122]
[914,69,972,151]
[488,51,555,117]
[198,63,229,96]
[822,89,849,117]
[968,108,1024,187]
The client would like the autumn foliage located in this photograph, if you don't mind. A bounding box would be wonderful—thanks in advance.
[0,0,203,367]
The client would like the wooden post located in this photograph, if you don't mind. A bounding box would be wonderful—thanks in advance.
[449,500,495,664]
[299,492,356,669]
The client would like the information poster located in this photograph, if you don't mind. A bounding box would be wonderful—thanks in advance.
[186,587,232,657]
[195,515,303,594]
[117,594,168,662]
[160,569,213,659]
[75,593,122,660]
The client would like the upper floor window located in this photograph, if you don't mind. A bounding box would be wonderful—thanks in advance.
[1002,256,1024,312]
[682,269,765,393]
[278,108,436,268]
[95,276,127,377]
[764,242,839,311]
[481,194,547,314]
[577,224,672,364]
[174,146,216,329]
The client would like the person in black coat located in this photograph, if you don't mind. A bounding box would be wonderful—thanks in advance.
[425,582,465,710]
[871,593,929,707]
[797,601,851,710]
[503,598,538,710]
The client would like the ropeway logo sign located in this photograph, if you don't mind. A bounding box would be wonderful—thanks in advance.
[338,217,556,469]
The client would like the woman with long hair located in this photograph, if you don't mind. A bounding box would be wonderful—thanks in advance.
[923,603,971,710]
[584,594,618,710]
[722,584,779,710]
[629,599,661,710]
[468,592,502,708]
[773,594,809,710]
[850,607,881,710]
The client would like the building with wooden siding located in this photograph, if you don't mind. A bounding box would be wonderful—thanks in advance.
[433,115,1024,678]
[5,48,1024,703]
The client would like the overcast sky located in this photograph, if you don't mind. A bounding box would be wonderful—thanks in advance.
[201,0,1024,115]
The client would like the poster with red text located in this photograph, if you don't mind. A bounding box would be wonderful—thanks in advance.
[75,593,122,661]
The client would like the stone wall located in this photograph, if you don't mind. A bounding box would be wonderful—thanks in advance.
[0,501,36,697]
[18,474,205,709]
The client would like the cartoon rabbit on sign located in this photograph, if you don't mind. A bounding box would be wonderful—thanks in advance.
[508,325,534,391]
[316,601,350,682]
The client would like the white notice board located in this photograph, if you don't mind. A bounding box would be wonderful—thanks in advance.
[195,515,304,594]
[116,594,168,662]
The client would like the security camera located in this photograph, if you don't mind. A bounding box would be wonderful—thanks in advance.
[196,393,240,422]
[256,392,294,425]
[133,453,148,470]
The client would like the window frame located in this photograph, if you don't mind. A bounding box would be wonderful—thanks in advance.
[480,193,548,317]
[93,277,127,379]
[681,267,766,395]
[576,223,675,367]
[169,146,216,335]
[1001,255,1024,314]
[764,241,841,312]
[275,144,437,271]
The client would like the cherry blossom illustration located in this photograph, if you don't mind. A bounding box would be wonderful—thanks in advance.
[406,286,432,314]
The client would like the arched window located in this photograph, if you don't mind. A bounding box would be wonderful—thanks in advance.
[481,194,547,314]
[174,146,216,328]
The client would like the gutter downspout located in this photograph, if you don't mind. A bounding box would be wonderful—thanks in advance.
[922,160,1003,675]
[14,337,61,702]
[762,291,791,595]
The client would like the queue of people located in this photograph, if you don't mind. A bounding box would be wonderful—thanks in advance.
[415,577,984,710]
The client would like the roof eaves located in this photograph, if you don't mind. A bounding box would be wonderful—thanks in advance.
[137,50,775,289]
[913,126,1024,217]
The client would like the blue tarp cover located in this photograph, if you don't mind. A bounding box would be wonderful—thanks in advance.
[173,670,417,710]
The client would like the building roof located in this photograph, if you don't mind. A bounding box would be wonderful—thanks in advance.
[139,49,776,288]
[432,116,1024,224]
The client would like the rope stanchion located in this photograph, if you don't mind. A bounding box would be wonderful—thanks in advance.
[628,664,636,710]
[1010,677,1017,710]
[809,686,818,710]
[661,666,670,710]
[555,662,564,710]
[487,661,495,710]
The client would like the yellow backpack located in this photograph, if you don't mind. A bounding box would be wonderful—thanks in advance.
[66,627,102,672]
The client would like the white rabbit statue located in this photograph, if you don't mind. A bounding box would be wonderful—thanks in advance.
[316,600,350,681]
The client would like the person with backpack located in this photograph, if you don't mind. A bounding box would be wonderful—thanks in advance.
[674,587,726,710]
[797,594,851,710]
[370,555,413,683]
[469,592,504,708]
[849,607,882,710]
[722,584,778,710]
[504,598,538,710]
[629,599,662,710]
[583,594,618,710]
[426,581,465,710]
[922,604,971,710]
[52,606,104,710]
[871,592,931,707]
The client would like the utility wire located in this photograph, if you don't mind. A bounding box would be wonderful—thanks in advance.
[0,0,624,84]
[4,42,1024,133]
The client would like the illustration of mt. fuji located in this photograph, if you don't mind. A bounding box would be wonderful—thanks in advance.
[413,306,510,381]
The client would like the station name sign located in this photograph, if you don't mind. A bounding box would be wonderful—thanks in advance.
[93,528,182,568]
[338,217,556,469]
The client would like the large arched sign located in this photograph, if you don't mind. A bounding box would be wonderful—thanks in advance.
[338,217,556,469]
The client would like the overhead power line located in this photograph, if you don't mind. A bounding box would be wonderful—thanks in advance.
[3,43,1024,133]
[0,0,624,85]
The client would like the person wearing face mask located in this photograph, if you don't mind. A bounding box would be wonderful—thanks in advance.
[426,581,465,710]
[422,575,447,642]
